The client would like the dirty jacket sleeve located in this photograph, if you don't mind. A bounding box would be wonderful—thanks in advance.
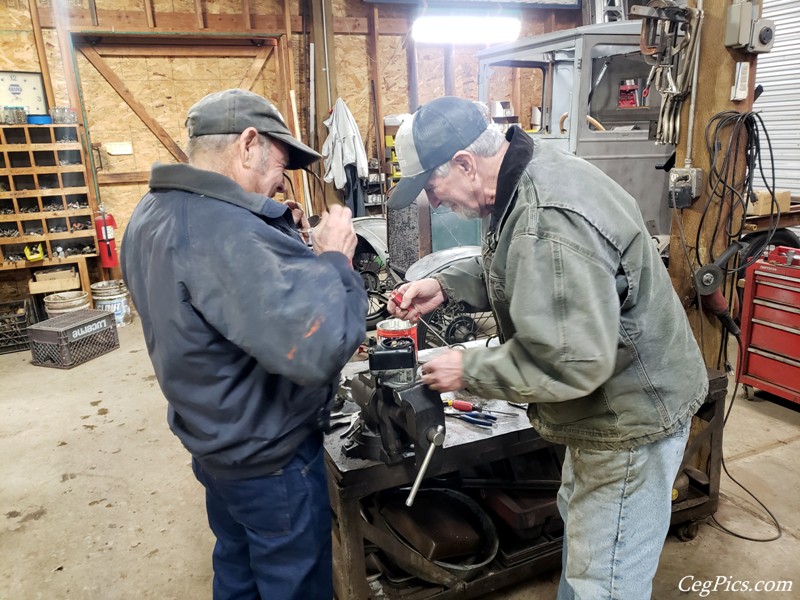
[186,222,367,388]
[460,229,620,403]
[433,255,491,312]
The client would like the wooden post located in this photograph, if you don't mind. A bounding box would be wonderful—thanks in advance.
[406,36,419,112]
[27,0,55,111]
[310,0,338,208]
[668,0,761,367]
[367,6,385,169]
[444,44,455,96]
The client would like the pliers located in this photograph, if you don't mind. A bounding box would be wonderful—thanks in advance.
[444,410,497,428]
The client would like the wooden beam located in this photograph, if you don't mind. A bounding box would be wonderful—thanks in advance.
[38,8,408,36]
[242,0,252,30]
[406,36,419,112]
[512,68,521,124]
[27,0,55,110]
[143,0,155,28]
[194,0,205,29]
[444,44,455,96]
[96,171,150,185]
[96,46,261,57]
[87,0,99,26]
[79,46,188,164]
[669,0,760,367]
[367,5,385,166]
[238,46,273,91]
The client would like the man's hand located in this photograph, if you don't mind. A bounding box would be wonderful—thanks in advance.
[284,200,312,244]
[420,349,464,392]
[312,205,357,261]
[387,279,446,323]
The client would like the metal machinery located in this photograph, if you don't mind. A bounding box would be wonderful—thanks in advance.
[476,20,673,236]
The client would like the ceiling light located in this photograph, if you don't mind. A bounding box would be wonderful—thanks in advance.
[411,15,522,45]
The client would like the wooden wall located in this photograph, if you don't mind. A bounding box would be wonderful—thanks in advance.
[1,0,581,236]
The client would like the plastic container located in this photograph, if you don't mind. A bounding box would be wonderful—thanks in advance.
[29,308,119,369]
[27,114,52,125]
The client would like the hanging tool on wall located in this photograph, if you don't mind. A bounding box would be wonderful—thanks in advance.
[630,0,704,145]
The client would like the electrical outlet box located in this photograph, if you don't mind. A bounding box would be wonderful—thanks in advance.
[725,1,775,54]
[669,168,704,209]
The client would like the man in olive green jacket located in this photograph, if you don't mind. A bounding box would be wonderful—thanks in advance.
[387,96,708,600]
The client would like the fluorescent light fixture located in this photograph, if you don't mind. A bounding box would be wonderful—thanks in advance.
[411,15,522,45]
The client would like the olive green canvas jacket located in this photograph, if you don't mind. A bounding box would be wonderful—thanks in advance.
[435,130,707,450]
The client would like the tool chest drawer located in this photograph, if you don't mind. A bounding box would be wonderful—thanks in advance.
[737,246,800,405]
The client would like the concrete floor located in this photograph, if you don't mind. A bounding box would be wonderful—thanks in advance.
[2,319,799,599]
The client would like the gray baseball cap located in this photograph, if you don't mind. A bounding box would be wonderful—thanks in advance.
[186,89,321,170]
[388,96,488,210]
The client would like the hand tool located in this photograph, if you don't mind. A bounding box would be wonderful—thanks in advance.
[443,399,516,416]
[444,409,497,428]
[390,289,452,347]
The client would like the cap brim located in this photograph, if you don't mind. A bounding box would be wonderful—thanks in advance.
[268,131,322,170]
[387,170,432,210]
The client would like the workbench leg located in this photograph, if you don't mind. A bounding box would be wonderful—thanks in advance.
[76,257,93,308]
[329,489,371,599]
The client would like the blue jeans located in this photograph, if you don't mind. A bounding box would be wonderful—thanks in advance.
[192,433,332,600]
[557,422,690,600]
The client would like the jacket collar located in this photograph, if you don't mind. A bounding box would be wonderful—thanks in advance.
[149,163,290,220]
[490,126,534,232]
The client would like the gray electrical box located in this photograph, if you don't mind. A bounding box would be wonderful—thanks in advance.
[725,1,775,54]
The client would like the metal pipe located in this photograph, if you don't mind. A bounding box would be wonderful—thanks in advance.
[684,0,704,168]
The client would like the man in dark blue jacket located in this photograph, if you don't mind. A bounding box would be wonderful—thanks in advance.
[121,89,367,600]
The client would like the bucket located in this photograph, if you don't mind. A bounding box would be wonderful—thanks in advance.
[376,318,418,353]
[43,291,90,319]
[90,280,133,327]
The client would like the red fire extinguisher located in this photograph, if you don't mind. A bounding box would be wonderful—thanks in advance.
[95,206,119,268]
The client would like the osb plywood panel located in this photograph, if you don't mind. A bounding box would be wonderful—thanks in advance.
[334,34,373,156]
[95,0,143,11]
[252,0,282,17]
[0,32,40,72]
[43,29,69,107]
[416,47,444,106]
[98,183,149,243]
[453,47,480,100]
[76,50,281,228]
[1,1,32,29]
[332,0,366,19]
[379,34,408,119]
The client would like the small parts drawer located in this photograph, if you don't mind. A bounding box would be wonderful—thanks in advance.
[745,348,800,395]
[753,273,800,307]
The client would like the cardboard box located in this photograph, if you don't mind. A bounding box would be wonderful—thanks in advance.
[29,273,81,295]
[34,267,76,282]
[747,189,791,216]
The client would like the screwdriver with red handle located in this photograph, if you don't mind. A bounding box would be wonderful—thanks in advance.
[443,399,516,416]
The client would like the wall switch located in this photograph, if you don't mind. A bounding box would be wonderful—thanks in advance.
[669,168,704,209]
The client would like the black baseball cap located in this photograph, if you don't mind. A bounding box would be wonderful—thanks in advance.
[388,96,488,210]
[186,89,321,170]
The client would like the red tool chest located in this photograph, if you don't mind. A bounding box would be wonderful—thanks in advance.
[737,246,800,404]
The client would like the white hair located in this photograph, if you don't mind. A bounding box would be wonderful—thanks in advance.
[186,132,272,164]
[431,124,506,178]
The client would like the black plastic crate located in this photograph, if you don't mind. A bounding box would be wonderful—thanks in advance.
[0,299,30,355]
[28,309,119,369]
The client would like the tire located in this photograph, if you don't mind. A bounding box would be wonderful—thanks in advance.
[352,240,394,329]
[417,300,497,349]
